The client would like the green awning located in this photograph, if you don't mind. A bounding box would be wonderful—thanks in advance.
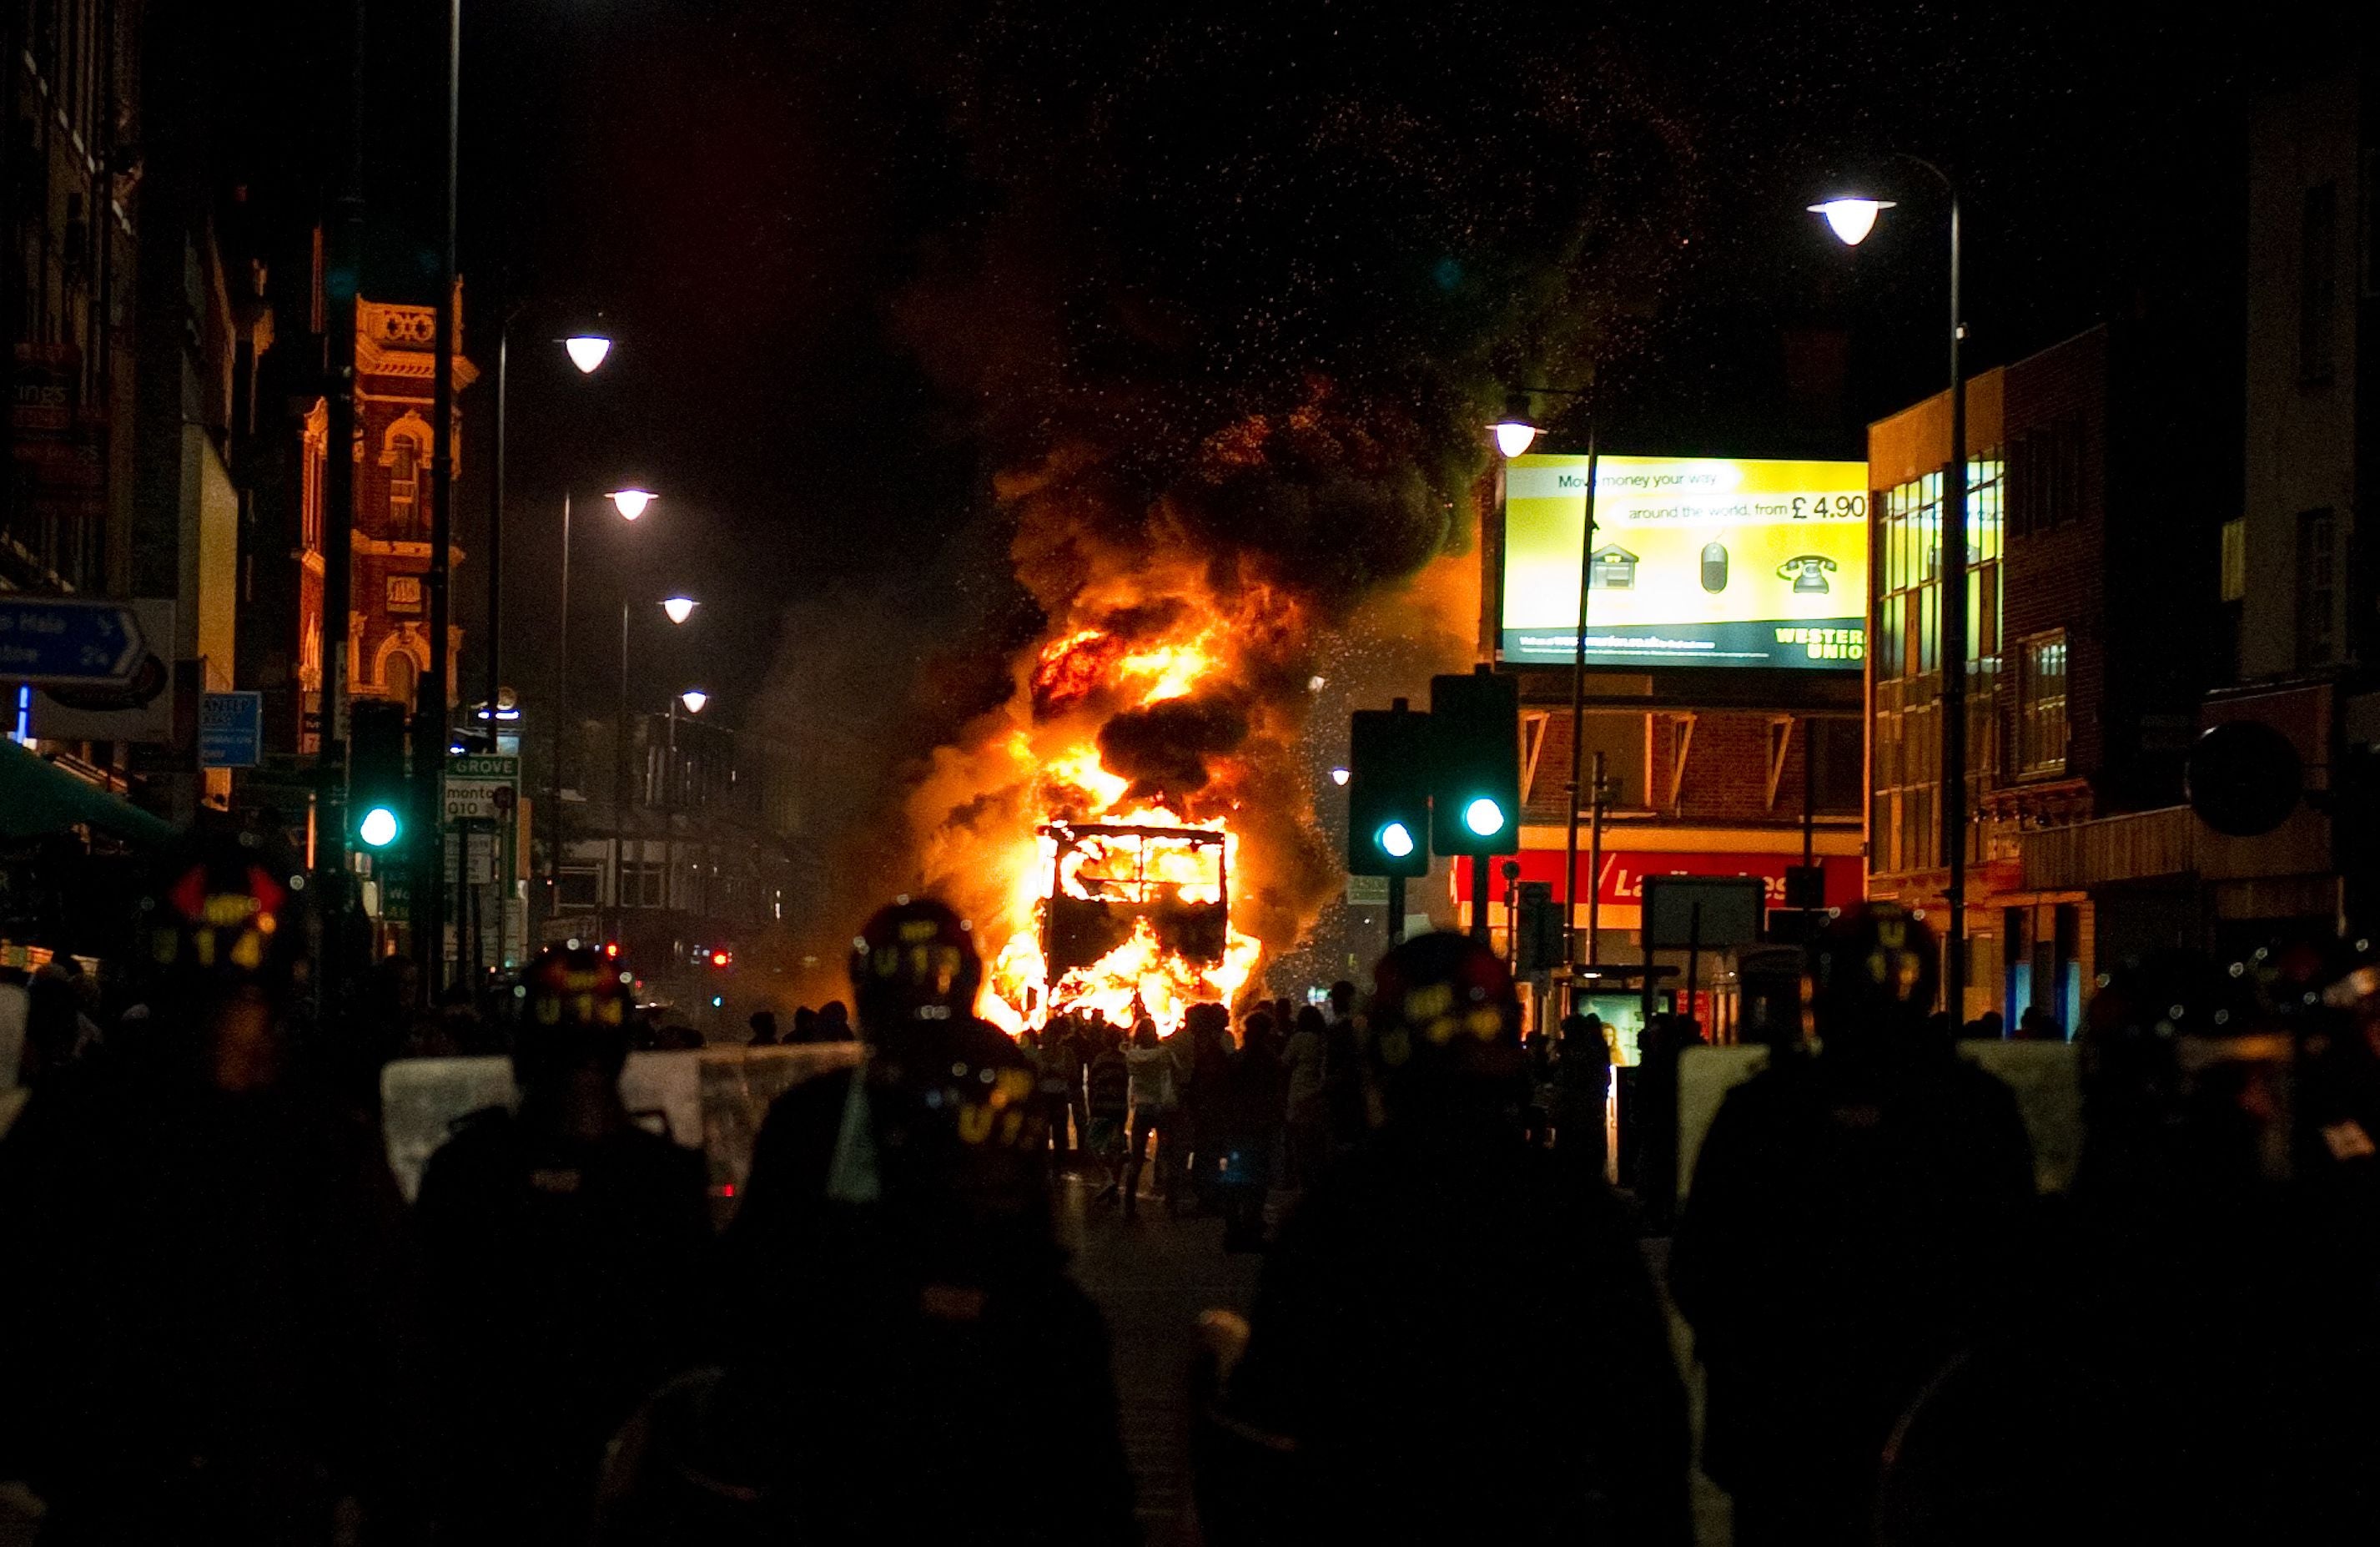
[0,741,179,846]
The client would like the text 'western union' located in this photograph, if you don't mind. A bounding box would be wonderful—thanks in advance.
[1774,626,1864,660]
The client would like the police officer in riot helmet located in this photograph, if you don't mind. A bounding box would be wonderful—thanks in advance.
[415,944,710,1547]
[0,829,422,1545]
[1672,903,2035,1547]
[651,899,1134,1547]
[1205,932,1691,1547]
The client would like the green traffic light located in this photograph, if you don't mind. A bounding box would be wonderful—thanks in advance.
[1462,797,1507,838]
[1376,820,1416,859]
[358,805,402,849]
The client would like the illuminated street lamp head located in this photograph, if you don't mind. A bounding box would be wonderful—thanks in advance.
[1462,796,1507,839]
[1329,767,1351,787]
[1808,196,1895,247]
[1376,820,1417,860]
[679,689,709,714]
[1490,391,1540,458]
[564,335,613,374]
[607,488,656,521]
[662,595,698,625]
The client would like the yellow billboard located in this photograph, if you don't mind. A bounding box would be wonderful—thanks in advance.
[1500,454,1868,670]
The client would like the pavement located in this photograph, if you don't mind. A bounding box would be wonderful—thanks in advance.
[1056,1169,1263,1547]
[1059,1166,1733,1547]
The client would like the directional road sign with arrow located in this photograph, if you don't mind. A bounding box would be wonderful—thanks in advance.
[0,597,148,685]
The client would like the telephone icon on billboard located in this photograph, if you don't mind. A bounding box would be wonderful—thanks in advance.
[1777,554,1838,594]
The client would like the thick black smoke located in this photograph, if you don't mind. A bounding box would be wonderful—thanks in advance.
[1096,696,1254,808]
[741,0,1698,989]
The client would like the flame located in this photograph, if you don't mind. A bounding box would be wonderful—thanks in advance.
[928,598,1266,1038]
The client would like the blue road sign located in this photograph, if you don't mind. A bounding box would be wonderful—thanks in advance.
[200,690,264,768]
[0,597,146,685]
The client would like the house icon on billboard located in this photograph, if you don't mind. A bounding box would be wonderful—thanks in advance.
[1589,545,1640,590]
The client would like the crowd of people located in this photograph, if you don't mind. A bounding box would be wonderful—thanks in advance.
[1017,986,1373,1243]
[5,829,2380,1544]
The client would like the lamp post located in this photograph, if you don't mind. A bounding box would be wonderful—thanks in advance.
[667,685,707,935]
[610,585,693,943]
[1810,155,1966,1015]
[546,488,657,936]
[1493,379,1598,992]
[415,0,462,990]
[484,310,611,752]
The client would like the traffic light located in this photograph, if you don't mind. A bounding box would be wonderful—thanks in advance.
[1346,699,1432,877]
[349,700,410,852]
[1429,666,1520,856]
[1514,880,1564,972]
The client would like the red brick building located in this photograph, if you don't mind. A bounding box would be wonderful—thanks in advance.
[273,290,474,753]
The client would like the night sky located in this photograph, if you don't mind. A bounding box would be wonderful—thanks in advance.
[216,0,2352,843]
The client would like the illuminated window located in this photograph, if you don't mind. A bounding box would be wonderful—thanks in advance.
[2017,632,2069,778]
[2220,518,2247,603]
[384,651,419,712]
[385,425,427,540]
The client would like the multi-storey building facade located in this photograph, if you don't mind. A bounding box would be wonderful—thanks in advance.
[1866,324,2229,1025]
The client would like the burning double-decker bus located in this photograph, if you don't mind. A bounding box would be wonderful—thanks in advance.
[1035,820,1230,1027]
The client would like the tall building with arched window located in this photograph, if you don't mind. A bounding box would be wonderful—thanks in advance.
[277,290,474,748]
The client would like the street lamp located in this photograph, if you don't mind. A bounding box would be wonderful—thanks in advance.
[1807,196,1895,247]
[1809,157,1967,1015]
[679,688,709,714]
[1491,379,1599,986]
[611,588,701,940]
[548,485,661,928]
[565,334,613,374]
[1491,392,1542,459]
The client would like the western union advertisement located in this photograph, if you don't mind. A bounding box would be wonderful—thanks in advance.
[1500,454,1869,671]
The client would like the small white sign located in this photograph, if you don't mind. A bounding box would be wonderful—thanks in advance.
[1346,874,1391,905]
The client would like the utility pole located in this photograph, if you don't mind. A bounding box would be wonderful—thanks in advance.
[1586,750,1609,967]
[1561,405,1601,973]
[416,0,460,989]
[316,0,368,1015]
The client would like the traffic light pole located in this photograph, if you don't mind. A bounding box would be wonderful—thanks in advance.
[1470,853,1490,945]
[1587,750,1608,967]
[1561,408,1600,972]
[1386,874,1405,947]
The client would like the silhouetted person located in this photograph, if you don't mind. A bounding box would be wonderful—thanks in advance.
[1319,980,1365,1160]
[1671,904,2035,1546]
[792,1005,822,1044]
[1087,1028,1132,1204]
[817,999,855,1041]
[1122,1018,1180,1218]
[1874,949,2380,1545]
[626,899,1134,1544]
[1202,934,1690,1545]
[0,832,425,1544]
[1181,1001,1236,1212]
[1630,1011,1703,1227]
[747,1009,780,1046]
[1283,1004,1331,1186]
[415,945,712,1546]
[1217,1010,1287,1251]
[1551,1011,1612,1178]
